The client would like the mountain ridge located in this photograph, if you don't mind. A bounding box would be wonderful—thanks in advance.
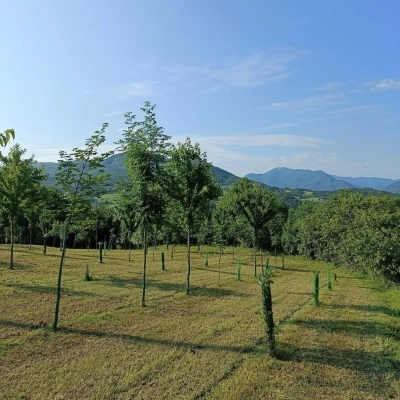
[37,155,398,201]
[246,167,399,192]
[246,167,355,191]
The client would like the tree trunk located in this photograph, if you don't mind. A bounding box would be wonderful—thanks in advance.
[218,247,222,286]
[53,225,69,331]
[142,227,147,307]
[261,283,275,357]
[43,234,47,255]
[128,239,131,262]
[232,245,235,261]
[186,228,191,295]
[9,218,14,269]
[152,234,155,261]
[29,224,32,250]
[254,248,257,277]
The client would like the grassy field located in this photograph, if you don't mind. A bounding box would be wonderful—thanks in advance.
[0,244,399,399]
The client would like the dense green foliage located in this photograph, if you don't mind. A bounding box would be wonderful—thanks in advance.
[283,190,400,283]
[0,144,45,268]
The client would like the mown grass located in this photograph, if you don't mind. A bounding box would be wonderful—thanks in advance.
[0,244,399,399]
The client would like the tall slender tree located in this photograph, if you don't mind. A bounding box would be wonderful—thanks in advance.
[52,124,112,331]
[117,101,170,307]
[165,138,222,294]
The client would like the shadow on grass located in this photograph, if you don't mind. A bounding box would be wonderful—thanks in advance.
[5,283,98,297]
[278,343,400,383]
[338,276,366,280]
[0,318,263,355]
[0,319,43,330]
[59,327,262,355]
[0,261,32,270]
[194,267,236,276]
[326,303,400,317]
[2,319,398,389]
[280,267,310,273]
[285,318,399,339]
[339,283,381,292]
[287,292,313,296]
[104,275,248,297]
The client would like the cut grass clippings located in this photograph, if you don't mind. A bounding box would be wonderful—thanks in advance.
[0,244,399,399]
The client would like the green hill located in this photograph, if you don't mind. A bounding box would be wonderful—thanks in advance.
[246,167,355,191]
[38,155,396,209]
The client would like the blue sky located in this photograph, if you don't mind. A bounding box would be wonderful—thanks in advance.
[1,0,399,178]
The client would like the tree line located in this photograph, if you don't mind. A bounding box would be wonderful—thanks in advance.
[1,103,289,329]
[2,103,400,329]
[283,190,400,283]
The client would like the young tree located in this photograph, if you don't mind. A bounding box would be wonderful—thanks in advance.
[0,144,46,268]
[52,124,112,331]
[117,102,170,307]
[221,179,288,276]
[165,138,222,294]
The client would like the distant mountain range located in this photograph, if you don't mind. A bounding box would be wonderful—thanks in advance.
[37,154,400,208]
[246,167,400,193]
[38,153,241,190]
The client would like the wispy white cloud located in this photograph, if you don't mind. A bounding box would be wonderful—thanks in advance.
[104,111,123,117]
[83,81,159,99]
[124,81,159,98]
[105,81,159,99]
[361,79,400,92]
[201,85,225,94]
[326,105,380,115]
[268,93,347,113]
[209,134,325,148]
[263,118,323,130]
[181,145,339,177]
[173,133,326,149]
[265,122,299,129]
[308,82,342,91]
[169,51,304,92]
[170,132,334,177]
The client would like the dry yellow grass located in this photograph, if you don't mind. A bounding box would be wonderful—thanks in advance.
[0,244,399,399]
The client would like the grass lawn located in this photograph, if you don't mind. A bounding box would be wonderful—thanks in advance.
[0,244,399,399]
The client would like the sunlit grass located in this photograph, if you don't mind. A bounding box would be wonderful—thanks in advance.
[0,244,399,399]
